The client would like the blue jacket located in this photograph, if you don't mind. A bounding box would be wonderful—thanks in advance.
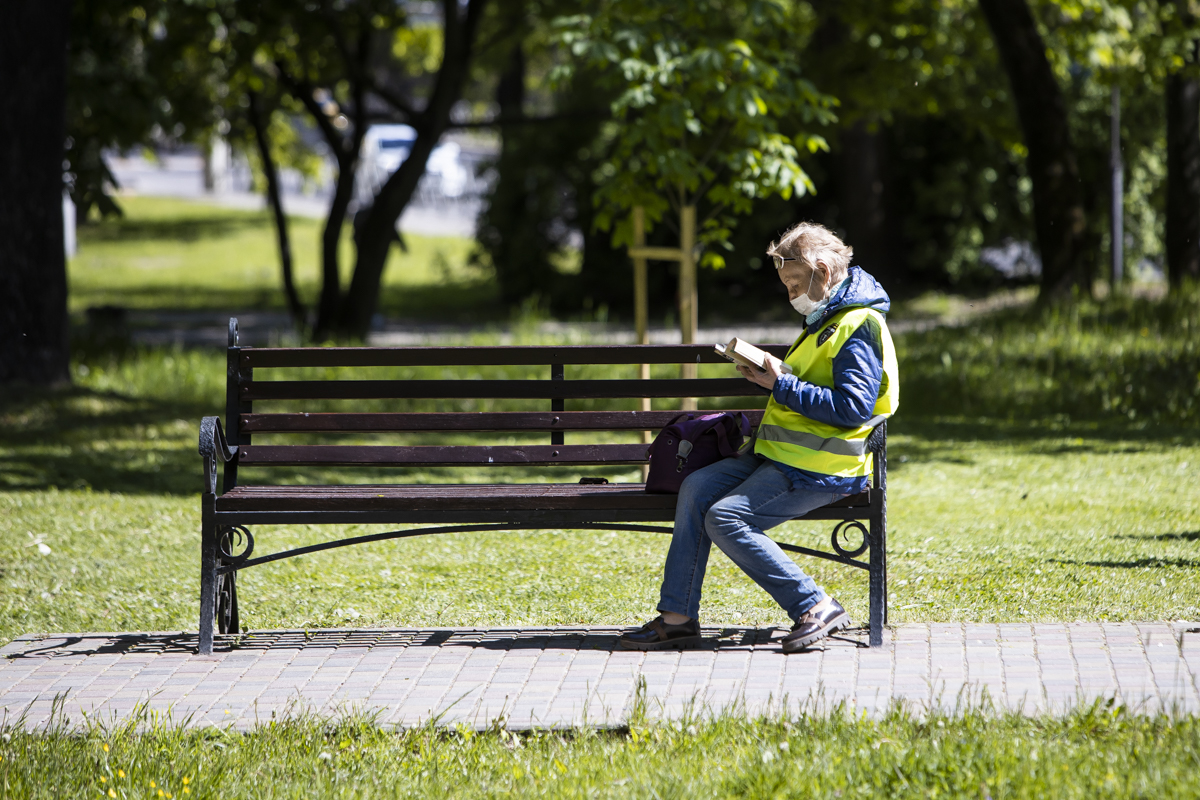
[768,266,890,494]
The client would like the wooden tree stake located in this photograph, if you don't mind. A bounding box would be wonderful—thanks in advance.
[626,204,699,413]
[679,205,697,410]
[631,206,652,474]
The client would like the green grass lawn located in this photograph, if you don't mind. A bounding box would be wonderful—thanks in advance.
[2,323,1198,641]
[4,702,1198,799]
[68,197,497,322]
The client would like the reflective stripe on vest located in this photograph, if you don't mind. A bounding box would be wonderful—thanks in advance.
[757,415,888,458]
[753,306,899,478]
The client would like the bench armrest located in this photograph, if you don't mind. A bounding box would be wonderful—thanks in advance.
[199,416,238,494]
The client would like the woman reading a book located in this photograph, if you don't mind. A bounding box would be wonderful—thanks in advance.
[620,222,899,652]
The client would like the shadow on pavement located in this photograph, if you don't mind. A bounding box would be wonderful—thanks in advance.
[5,626,870,659]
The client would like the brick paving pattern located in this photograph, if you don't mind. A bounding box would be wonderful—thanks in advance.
[2,623,1197,731]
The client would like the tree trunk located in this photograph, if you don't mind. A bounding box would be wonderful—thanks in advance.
[337,0,487,338]
[248,91,305,329]
[278,65,365,342]
[311,154,357,340]
[487,37,549,306]
[839,120,902,289]
[978,0,1088,300]
[1167,72,1200,288]
[497,39,526,117]
[0,1,71,385]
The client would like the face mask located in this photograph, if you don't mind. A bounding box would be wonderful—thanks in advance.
[789,269,820,316]
[790,294,818,316]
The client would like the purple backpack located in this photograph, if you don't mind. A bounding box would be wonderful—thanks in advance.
[645,412,752,493]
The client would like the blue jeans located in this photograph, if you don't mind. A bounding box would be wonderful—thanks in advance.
[656,452,841,623]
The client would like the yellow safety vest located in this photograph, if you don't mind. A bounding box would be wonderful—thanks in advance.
[754,306,899,479]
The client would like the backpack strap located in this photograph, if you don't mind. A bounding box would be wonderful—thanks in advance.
[712,412,748,458]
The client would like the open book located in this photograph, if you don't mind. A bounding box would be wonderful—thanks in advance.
[714,337,793,374]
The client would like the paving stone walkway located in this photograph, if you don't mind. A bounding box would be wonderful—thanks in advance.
[2,623,1198,731]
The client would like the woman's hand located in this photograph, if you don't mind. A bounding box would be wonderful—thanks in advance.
[737,354,784,390]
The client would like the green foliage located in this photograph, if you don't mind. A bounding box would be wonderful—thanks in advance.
[473,71,623,310]
[554,0,836,265]
[801,1,1036,285]
[3,702,1200,798]
[66,0,229,220]
[1031,0,1192,281]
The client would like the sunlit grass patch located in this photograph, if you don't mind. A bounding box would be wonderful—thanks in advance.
[2,698,1197,799]
[68,197,494,321]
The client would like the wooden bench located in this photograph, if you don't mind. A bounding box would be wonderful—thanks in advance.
[197,318,889,655]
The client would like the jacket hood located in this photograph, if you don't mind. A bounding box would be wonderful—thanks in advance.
[807,266,891,333]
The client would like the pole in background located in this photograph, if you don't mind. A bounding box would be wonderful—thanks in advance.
[1111,83,1124,288]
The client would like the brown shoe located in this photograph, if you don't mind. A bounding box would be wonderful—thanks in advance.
[781,598,850,652]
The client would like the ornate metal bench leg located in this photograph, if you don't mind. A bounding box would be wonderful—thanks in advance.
[198,503,218,655]
[215,525,251,636]
[216,569,239,635]
[868,510,886,647]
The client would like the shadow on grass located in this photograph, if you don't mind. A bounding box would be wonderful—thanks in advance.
[1113,531,1200,542]
[78,210,272,244]
[76,287,293,314]
[0,384,208,495]
[376,280,505,324]
[1048,557,1200,569]
[76,280,505,324]
[892,417,1200,446]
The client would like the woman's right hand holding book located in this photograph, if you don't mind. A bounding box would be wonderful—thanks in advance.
[737,353,785,390]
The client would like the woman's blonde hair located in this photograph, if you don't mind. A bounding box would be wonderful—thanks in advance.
[767,222,852,288]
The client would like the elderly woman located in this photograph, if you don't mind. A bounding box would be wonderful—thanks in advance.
[620,222,899,652]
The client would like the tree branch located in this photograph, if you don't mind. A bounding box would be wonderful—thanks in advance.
[276,62,347,158]
[701,201,728,228]
[445,109,609,130]
[350,22,370,147]
[366,78,422,127]
[693,122,732,176]
[470,12,526,63]
[693,163,730,207]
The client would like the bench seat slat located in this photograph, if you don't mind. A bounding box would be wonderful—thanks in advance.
[215,483,872,513]
[239,444,650,467]
[240,409,766,433]
[242,378,764,401]
[241,344,792,369]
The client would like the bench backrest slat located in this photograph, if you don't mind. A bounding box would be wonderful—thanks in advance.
[240,344,791,369]
[241,409,767,433]
[238,444,649,467]
[242,378,762,402]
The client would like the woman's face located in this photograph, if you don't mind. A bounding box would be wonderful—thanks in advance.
[778,260,828,303]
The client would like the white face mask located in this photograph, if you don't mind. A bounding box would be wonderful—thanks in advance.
[789,269,820,316]
[790,294,819,316]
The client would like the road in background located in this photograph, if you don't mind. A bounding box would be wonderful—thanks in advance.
[106,133,493,239]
